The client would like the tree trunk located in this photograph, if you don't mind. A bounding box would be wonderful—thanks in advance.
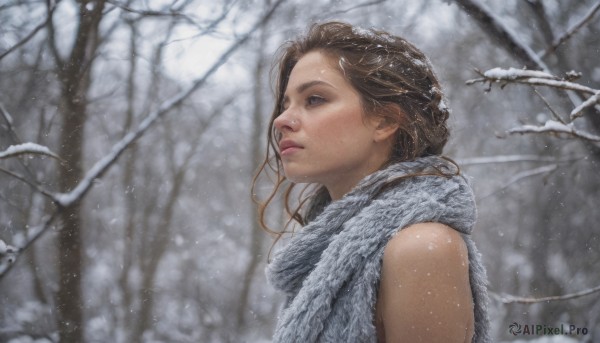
[56,86,87,341]
[53,1,106,341]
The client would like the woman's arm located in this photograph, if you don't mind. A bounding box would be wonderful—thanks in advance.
[377,222,474,343]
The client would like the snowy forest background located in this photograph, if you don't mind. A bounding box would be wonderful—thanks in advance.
[1,0,599,342]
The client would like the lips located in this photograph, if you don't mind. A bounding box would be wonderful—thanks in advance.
[279,139,303,156]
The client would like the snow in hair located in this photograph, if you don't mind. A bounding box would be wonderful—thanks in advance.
[351,25,396,43]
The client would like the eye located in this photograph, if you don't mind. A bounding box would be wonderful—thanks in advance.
[306,95,326,107]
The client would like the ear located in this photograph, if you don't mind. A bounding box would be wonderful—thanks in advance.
[371,104,401,143]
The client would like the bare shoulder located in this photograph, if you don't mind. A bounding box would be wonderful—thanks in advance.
[378,222,474,342]
[383,222,468,267]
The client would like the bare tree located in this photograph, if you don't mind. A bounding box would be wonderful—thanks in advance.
[449,0,600,339]
[48,1,108,341]
[453,0,600,152]
[1,0,284,341]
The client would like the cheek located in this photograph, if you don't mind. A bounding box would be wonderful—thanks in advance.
[307,101,370,151]
[313,121,349,149]
[329,116,371,144]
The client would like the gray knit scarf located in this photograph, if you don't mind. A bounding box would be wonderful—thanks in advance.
[266,156,490,343]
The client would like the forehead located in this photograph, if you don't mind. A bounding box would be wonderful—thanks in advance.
[286,51,346,90]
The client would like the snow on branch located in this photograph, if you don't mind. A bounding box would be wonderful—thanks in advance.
[466,67,600,143]
[492,283,600,304]
[0,239,17,275]
[507,120,600,142]
[0,142,60,160]
[467,67,597,95]
[0,0,285,279]
[481,67,557,80]
[571,91,600,119]
[0,213,57,278]
[454,0,599,126]
[0,239,17,263]
[51,0,284,208]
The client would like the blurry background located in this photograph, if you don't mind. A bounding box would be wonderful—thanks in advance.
[0,0,599,342]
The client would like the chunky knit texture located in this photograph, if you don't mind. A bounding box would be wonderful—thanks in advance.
[266,156,490,342]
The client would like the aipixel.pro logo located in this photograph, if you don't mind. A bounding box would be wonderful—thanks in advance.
[508,322,522,335]
[508,322,588,336]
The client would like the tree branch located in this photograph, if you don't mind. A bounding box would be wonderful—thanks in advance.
[466,67,600,140]
[108,0,185,17]
[541,1,600,58]
[492,283,600,304]
[109,0,232,36]
[571,92,600,119]
[455,0,600,151]
[51,0,284,208]
[479,164,558,201]
[0,211,59,279]
[0,0,285,280]
[0,143,60,160]
[45,0,64,69]
[533,88,566,124]
[0,102,22,144]
[457,154,580,166]
[320,0,386,16]
[0,167,59,208]
[0,2,57,61]
[507,120,600,142]
[523,0,555,47]
[452,0,547,70]
[0,143,62,203]
[467,67,597,95]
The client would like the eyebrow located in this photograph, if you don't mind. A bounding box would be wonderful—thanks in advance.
[283,80,334,103]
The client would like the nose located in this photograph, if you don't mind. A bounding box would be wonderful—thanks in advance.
[273,110,300,134]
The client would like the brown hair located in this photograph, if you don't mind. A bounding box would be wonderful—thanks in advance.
[252,21,452,238]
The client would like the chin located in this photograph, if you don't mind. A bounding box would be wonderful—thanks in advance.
[283,169,316,184]
[285,174,311,184]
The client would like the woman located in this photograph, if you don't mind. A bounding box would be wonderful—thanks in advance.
[252,22,490,343]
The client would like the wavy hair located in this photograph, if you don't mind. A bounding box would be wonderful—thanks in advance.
[252,21,454,240]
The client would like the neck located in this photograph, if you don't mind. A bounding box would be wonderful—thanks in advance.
[324,141,393,200]
[325,160,388,200]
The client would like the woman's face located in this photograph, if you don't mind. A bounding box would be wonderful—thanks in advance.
[274,51,395,199]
